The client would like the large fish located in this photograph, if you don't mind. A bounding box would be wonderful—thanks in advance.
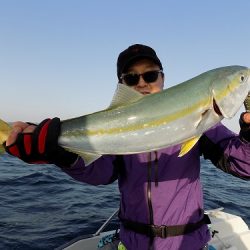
[1,66,250,165]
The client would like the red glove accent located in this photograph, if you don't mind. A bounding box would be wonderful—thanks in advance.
[4,118,77,166]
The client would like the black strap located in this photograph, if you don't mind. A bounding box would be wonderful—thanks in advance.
[121,214,211,238]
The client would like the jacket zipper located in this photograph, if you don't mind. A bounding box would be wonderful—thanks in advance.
[147,151,159,249]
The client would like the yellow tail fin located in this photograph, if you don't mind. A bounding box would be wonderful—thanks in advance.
[178,136,201,157]
[0,119,12,153]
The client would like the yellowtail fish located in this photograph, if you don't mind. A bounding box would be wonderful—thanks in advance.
[1,66,250,165]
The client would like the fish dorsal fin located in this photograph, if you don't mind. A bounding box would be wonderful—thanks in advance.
[178,136,201,157]
[108,84,144,109]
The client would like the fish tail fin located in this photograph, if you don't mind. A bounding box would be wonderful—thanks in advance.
[0,119,12,154]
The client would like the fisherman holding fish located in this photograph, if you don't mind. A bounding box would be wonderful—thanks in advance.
[2,44,250,250]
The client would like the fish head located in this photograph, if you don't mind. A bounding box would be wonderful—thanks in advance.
[211,66,250,119]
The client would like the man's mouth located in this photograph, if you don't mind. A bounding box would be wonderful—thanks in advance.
[140,91,150,95]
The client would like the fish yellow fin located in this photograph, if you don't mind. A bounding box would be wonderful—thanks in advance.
[62,146,101,166]
[178,136,201,157]
[78,152,102,166]
[108,84,143,109]
[0,119,12,154]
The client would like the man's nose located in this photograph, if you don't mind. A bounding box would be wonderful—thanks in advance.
[137,75,148,87]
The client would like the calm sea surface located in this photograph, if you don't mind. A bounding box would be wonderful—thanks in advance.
[0,155,249,250]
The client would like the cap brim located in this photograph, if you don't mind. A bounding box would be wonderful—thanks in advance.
[122,55,162,73]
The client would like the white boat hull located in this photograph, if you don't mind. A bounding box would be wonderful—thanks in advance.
[56,208,250,250]
[207,208,250,250]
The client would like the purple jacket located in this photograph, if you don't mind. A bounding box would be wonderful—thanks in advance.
[62,123,250,250]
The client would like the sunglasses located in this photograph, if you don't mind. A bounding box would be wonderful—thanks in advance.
[120,70,163,86]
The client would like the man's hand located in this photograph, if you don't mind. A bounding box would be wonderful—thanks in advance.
[6,122,36,146]
[242,92,250,124]
[4,118,78,167]
[242,113,250,124]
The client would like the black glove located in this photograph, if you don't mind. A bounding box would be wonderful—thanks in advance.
[4,117,78,167]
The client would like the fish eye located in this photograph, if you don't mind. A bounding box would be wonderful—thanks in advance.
[240,75,245,82]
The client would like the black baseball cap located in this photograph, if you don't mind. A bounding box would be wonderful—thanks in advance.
[117,44,163,80]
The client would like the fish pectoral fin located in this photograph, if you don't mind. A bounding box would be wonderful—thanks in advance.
[63,146,102,166]
[78,152,102,166]
[108,83,144,109]
[178,136,201,157]
[195,109,213,130]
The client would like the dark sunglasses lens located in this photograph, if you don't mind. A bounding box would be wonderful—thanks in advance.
[143,71,159,83]
[124,74,140,86]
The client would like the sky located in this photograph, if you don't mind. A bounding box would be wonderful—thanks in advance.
[0,0,250,132]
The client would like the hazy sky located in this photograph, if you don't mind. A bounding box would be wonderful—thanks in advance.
[0,0,249,132]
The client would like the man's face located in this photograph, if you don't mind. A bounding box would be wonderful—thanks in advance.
[121,58,164,95]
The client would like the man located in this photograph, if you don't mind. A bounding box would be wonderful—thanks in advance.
[4,44,250,250]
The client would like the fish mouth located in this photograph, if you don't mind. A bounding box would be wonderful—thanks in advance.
[213,99,223,116]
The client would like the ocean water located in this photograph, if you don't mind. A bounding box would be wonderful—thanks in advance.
[0,155,249,250]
